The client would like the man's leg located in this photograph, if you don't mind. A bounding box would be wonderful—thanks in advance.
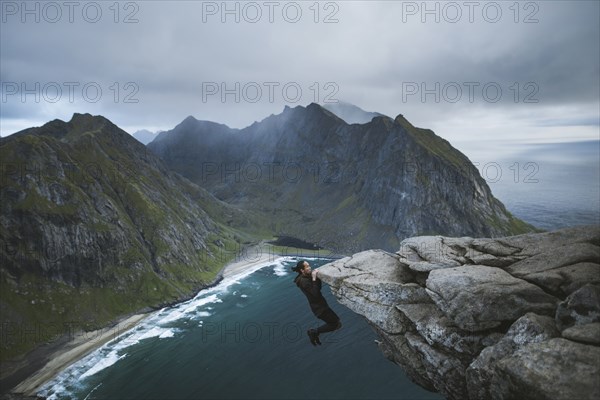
[307,329,319,346]
[316,308,342,335]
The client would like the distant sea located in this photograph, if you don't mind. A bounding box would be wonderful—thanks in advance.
[470,140,600,230]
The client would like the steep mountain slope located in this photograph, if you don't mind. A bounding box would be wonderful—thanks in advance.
[149,103,533,253]
[0,114,253,361]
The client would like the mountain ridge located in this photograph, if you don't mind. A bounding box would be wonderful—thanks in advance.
[148,103,534,253]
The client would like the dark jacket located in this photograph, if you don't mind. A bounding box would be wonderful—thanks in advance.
[294,274,330,317]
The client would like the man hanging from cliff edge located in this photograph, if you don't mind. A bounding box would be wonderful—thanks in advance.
[292,260,342,346]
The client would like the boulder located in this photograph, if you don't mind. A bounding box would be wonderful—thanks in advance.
[555,284,600,330]
[490,338,600,400]
[426,265,558,331]
[466,313,560,399]
[504,243,600,295]
[562,322,600,345]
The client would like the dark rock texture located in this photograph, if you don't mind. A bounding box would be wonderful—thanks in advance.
[318,226,600,400]
[148,103,534,253]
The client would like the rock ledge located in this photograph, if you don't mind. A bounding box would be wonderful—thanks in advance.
[318,226,600,400]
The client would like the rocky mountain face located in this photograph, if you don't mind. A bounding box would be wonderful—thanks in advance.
[148,103,533,253]
[0,114,251,361]
[318,226,600,400]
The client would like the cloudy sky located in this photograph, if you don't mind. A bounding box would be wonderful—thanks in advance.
[1,0,598,158]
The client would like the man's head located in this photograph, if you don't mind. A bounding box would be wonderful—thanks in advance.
[293,260,311,276]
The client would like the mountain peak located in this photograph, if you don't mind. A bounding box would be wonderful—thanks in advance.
[3,113,116,143]
[300,102,346,124]
[322,101,385,124]
[66,113,117,137]
[394,113,412,127]
[182,115,198,124]
[175,115,234,132]
[175,115,201,130]
[69,112,112,127]
[70,112,94,120]
[151,115,237,146]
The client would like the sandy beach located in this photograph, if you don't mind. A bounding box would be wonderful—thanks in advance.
[220,243,287,278]
[9,313,148,397]
[6,243,299,397]
[221,241,338,278]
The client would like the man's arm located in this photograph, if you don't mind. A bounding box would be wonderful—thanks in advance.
[299,274,322,296]
[311,269,319,282]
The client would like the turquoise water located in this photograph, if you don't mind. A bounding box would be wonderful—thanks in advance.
[39,258,442,400]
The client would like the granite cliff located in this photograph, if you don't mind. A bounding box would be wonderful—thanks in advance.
[318,225,600,400]
[148,103,534,253]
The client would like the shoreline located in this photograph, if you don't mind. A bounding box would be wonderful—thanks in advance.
[10,313,148,397]
[7,242,335,398]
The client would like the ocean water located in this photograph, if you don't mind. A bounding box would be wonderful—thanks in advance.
[39,258,442,400]
[474,140,600,230]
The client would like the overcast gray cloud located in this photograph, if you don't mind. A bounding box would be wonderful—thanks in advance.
[1,0,598,157]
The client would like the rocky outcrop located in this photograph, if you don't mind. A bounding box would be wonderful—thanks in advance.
[318,226,600,400]
[148,103,534,253]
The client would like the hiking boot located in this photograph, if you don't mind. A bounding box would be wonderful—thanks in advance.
[315,333,322,345]
[307,329,318,346]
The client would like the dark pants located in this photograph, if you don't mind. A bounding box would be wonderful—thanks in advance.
[316,308,341,334]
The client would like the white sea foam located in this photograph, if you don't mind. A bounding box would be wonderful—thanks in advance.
[39,344,127,399]
[273,260,289,276]
[80,351,125,379]
[214,256,292,289]
[83,383,103,400]
[157,311,184,324]
[159,329,175,339]
[137,327,167,341]
[43,383,68,400]
[158,294,221,324]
